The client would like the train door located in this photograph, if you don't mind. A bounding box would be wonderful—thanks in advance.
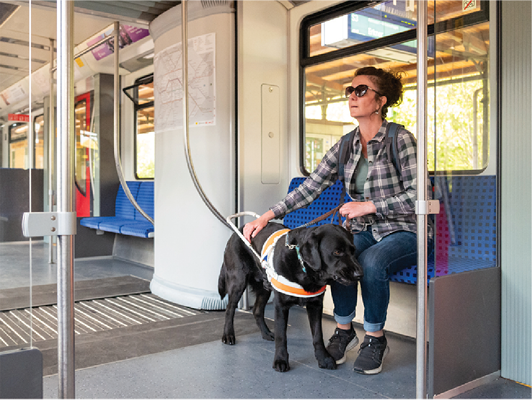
[74,92,93,217]
[298,0,496,396]
[429,1,499,397]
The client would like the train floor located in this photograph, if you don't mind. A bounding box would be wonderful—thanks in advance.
[1,241,530,399]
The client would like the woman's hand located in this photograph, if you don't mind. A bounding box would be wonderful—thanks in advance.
[243,210,275,242]
[339,202,377,219]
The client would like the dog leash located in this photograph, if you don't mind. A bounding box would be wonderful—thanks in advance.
[296,204,351,230]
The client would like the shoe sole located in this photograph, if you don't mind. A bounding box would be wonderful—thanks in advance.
[335,336,359,365]
[353,346,390,375]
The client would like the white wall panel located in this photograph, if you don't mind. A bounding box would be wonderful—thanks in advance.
[150,4,235,309]
[500,0,532,386]
[238,1,288,217]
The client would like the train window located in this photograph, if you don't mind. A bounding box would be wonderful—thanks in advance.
[8,116,45,169]
[8,123,28,168]
[131,74,154,180]
[34,115,44,169]
[301,1,490,174]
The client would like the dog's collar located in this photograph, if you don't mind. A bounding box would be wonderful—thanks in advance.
[261,229,326,299]
[285,232,308,273]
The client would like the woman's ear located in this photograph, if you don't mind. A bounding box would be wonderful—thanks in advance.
[379,95,387,109]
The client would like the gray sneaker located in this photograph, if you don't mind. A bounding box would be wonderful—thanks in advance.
[326,325,359,365]
[353,334,389,375]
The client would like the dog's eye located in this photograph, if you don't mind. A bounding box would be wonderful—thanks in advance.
[333,250,344,257]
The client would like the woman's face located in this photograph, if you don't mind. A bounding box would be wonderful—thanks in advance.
[348,75,386,119]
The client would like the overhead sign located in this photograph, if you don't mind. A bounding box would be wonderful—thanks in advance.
[322,4,435,60]
[8,113,30,122]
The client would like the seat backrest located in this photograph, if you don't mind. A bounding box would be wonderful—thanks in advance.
[446,175,497,261]
[283,178,350,229]
[134,181,155,222]
[115,181,142,219]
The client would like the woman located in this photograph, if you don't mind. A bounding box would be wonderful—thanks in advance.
[244,66,432,375]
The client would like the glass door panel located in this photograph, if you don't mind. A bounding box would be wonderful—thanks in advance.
[432,2,494,279]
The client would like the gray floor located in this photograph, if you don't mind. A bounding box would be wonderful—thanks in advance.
[1,241,530,399]
[0,240,153,290]
[40,305,531,399]
[43,306,420,399]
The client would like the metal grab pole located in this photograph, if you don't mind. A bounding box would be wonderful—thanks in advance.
[112,21,154,225]
[49,38,55,264]
[56,0,75,397]
[181,1,232,231]
[416,1,429,398]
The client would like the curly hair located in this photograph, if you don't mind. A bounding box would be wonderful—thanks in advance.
[354,67,404,118]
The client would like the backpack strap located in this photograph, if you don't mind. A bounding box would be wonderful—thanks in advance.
[336,130,355,214]
[384,122,404,178]
[337,129,355,184]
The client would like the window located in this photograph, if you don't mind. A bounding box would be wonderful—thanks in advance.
[125,74,154,179]
[34,115,44,169]
[8,116,45,169]
[300,0,490,174]
[9,123,28,168]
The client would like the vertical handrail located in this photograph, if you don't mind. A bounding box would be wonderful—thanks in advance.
[416,1,429,398]
[56,0,75,397]
[112,21,154,225]
[49,38,55,264]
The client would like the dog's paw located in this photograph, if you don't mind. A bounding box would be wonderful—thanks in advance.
[272,359,290,372]
[317,355,337,370]
[221,334,236,345]
[261,331,275,341]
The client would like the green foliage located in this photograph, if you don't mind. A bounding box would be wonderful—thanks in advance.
[390,79,489,172]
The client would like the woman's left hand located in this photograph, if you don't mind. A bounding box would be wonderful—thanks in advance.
[339,202,377,219]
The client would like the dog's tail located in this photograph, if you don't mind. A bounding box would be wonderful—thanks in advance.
[218,262,227,299]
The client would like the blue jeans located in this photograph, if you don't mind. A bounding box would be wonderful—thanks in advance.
[330,229,432,332]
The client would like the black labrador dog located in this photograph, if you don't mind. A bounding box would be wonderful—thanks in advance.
[218,222,363,372]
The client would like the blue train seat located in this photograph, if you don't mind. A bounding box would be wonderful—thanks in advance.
[283,176,496,284]
[80,181,154,238]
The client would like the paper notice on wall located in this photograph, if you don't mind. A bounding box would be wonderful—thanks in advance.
[0,83,26,106]
[154,32,216,132]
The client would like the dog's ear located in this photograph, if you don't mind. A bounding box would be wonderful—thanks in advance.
[296,231,322,272]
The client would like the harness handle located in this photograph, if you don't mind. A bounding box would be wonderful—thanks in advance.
[226,212,263,262]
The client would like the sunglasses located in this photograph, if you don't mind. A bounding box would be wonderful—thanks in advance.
[345,84,383,98]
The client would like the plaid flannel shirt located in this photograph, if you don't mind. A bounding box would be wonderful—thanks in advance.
[271,120,433,241]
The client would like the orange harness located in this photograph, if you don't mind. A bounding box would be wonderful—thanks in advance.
[260,229,326,298]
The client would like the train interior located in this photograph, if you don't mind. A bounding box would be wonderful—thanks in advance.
[0,0,530,398]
